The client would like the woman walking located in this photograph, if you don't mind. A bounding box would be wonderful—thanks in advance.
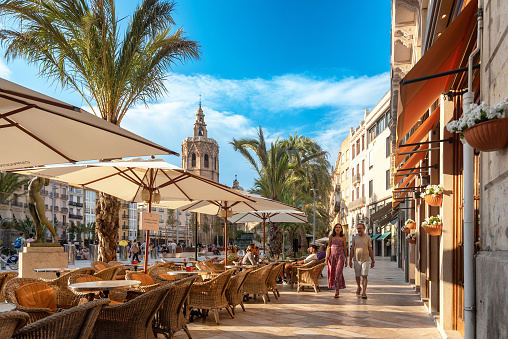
[326,223,347,298]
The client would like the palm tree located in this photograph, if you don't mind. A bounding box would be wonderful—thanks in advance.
[0,0,200,261]
[0,172,29,204]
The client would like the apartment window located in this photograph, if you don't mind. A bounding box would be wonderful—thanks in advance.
[352,144,356,158]
[356,187,360,199]
[362,160,365,175]
[356,140,360,156]
[362,135,365,150]
[356,164,360,176]
[351,190,355,201]
[352,167,355,177]
[386,136,391,158]
[386,170,391,189]
[346,168,349,178]
[368,109,391,143]
[369,180,373,197]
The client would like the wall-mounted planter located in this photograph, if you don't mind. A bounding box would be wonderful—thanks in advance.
[425,194,443,207]
[407,238,417,244]
[423,224,442,236]
[463,117,508,152]
[402,228,410,234]
[407,222,416,229]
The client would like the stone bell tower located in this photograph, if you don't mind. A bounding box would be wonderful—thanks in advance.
[181,100,219,182]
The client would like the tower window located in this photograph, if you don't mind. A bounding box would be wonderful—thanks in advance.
[192,153,196,167]
[198,128,204,136]
[204,154,209,168]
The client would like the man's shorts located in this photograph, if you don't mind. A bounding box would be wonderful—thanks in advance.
[354,261,370,277]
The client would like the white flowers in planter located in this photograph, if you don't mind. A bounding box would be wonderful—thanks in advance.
[421,184,443,197]
[405,219,415,225]
[406,233,416,240]
[422,215,442,227]
[446,100,507,138]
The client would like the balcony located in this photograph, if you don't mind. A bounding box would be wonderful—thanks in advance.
[41,190,49,195]
[122,225,129,230]
[62,222,69,227]
[352,173,361,186]
[49,192,59,198]
[69,201,83,207]
[61,194,68,200]
[76,202,83,207]
[121,214,129,219]
[61,207,68,213]
[11,201,23,208]
[334,201,341,213]
[348,197,366,211]
[54,206,59,212]
[69,214,83,219]
[122,203,129,208]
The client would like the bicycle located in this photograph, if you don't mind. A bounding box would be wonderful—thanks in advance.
[0,246,19,270]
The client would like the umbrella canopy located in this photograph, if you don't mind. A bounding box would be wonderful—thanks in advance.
[151,192,302,259]
[0,78,177,170]
[11,159,250,203]
[228,210,308,255]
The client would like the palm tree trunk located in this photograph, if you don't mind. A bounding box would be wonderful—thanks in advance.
[268,221,282,257]
[95,192,120,262]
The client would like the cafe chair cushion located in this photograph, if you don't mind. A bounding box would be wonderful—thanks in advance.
[16,282,57,312]
[94,264,107,271]
[129,273,154,286]
[159,274,175,281]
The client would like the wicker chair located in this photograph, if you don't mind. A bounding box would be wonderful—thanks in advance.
[43,267,95,289]
[0,271,18,302]
[289,259,320,289]
[266,263,284,299]
[11,298,109,339]
[187,269,235,325]
[91,283,172,339]
[149,266,178,285]
[225,268,251,314]
[296,262,326,293]
[0,311,28,339]
[4,278,83,323]
[125,271,159,293]
[93,266,123,280]
[153,276,197,339]
[90,261,110,271]
[67,274,127,303]
[242,264,274,304]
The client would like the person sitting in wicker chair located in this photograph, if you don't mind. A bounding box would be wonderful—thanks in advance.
[241,244,257,265]
[282,245,318,284]
[4,278,85,323]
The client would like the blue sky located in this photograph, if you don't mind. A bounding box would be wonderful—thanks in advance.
[0,0,391,189]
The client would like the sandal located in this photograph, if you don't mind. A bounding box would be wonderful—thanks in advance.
[356,287,362,296]
[334,291,340,298]
[361,293,368,299]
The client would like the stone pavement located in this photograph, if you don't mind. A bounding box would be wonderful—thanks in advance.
[169,258,441,339]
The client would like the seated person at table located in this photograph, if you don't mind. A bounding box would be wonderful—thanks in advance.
[317,245,326,260]
[242,244,257,265]
[283,245,318,281]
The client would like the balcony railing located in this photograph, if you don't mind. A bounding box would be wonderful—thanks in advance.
[122,203,129,208]
[76,202,83,207]
[121,214,129,219]
[41,190,49,195]
[61,207,68,213]
[69,201,77,206]
[11,201,23,207]
[352,173,361,186]
[122,225,129,230]
[69,214,83,219]
[54,206,59,212]
[348,197,366,211]
[61,194,68,200]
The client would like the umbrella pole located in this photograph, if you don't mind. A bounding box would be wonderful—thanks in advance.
[224,213,228,264]
[144,199,151,273]
[194,213,198,261]
[263,218,266,257]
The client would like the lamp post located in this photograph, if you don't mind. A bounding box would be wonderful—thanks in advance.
[310,188,317,245]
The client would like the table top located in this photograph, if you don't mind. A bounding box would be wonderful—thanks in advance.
[0,303,16,313]
[166,270,214,275]
[68,280,141,292]
[224,265,257,269]
[33,268,72,273]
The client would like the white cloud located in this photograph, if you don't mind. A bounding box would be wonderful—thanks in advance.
[118,72,389,189]
[0,60,12,79]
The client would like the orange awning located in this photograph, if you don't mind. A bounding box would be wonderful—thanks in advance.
[395,143,429,177]
[395,107,439,167]
[396,0,477,145]
[392,181,415,208]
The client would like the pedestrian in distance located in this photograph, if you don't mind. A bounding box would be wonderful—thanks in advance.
[326,224,347,298]
[349,223,375,299]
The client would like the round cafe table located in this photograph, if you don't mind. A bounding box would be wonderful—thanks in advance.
[33,267,73,278]
[68,280,141,298]
[0,303,16,313]
[165,270,214,276]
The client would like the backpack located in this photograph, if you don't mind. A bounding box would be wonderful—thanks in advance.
[132,244,139,254]
[14,237,22,248]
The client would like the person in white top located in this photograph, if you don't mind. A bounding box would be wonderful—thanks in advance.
[283,245,318,283]
[170,241,177,256]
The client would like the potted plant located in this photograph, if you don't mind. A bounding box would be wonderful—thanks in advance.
[446,100,508,152]
[421,184,444,206]
[422,215,442,236]
[406,233,417,244]
[405,218,416,229]
[401,224,411,234]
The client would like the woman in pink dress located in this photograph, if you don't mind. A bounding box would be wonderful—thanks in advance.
[326,223,347,298]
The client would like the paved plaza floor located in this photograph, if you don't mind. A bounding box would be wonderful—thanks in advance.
[168,258,441,339]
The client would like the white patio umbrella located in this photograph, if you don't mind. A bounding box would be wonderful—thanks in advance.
[11,159,253,271]
[228,210,308,255]
[150,192,302,260]
[0,78,177,170]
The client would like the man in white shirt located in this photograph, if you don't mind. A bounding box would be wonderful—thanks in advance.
[170,241,177,256]
[283,245,318,283]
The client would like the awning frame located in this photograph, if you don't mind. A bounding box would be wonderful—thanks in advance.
[399,64,480,86]
[398,147,440,156]
[399,138,453,149]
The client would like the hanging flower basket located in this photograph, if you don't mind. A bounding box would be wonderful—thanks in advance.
[423,224,442,236]
[403,228,410,234]
[407,238,417,244]
[462,117,508,152]
[406,233,417,244]
[425,194,442,206]
[407,222,416,229]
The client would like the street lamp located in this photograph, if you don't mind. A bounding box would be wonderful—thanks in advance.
[310,188,317,245]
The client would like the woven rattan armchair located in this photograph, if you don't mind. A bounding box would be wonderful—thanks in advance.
[289,259,320,289]
[125,271,159,293]
[242,264,274,304]
[149,266,178,285]
[43,267,95,289]
[266,263,284,299]
[225,268,251,314]
[153,276,197,339]
[91,283,172,339]
[90,261,110,271]
[0,271,18,302]
[0,311,28,339]
[188,269,235,325]
[296,262,326,293]
[67,275,127,303]
[4,278,83,323]
[93,266,122,281]
[11,298,109,339]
